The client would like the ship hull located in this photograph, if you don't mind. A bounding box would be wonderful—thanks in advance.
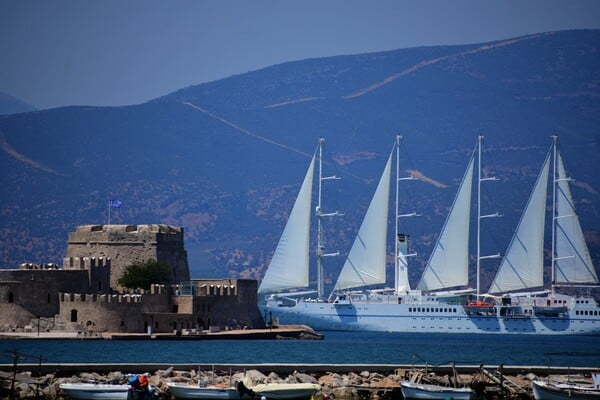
[260,300,600,335]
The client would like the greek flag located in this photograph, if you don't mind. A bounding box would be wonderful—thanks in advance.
[109,199,122,208]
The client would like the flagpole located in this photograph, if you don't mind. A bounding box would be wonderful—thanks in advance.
[108,200,111,225]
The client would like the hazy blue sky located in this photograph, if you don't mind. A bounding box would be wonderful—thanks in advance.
[2,0,600,110]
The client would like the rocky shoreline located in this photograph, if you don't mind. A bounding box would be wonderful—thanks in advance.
[2,364,596,399]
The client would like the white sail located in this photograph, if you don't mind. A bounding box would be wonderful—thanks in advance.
[489,150,550,293]
[417,153,475,291]
[333,150,392,291]
[554,151,599,284]
[258,153,316,293]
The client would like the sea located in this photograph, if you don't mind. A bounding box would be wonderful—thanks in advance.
[1,332,598,367]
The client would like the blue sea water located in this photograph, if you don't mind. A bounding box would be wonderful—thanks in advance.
[0,332,598,367]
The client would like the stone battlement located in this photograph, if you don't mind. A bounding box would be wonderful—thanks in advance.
[19,263,60,270]
[63,257,111,270]
[60,293,143,304]
[69,224,184,244]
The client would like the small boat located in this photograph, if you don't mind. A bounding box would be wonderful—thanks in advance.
[251,382,321,400]
[464,300,495,315]
[167,381,320,400]
[59,382,156,400]
[60,375,156,400]
[167,383,241,399]
[400,381,473,400]
[532,379,600,399]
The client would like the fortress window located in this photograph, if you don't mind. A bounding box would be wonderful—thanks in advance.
[120,321,125,326]
[47,293,51,303]
[8,292,14,303]
[70,309,78,322]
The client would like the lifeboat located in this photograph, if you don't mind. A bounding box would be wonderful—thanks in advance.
[464,300,495,315]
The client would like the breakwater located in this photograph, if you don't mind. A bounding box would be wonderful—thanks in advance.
[1,363,596,399]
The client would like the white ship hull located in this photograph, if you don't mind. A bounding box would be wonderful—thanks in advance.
[261,295,600,335]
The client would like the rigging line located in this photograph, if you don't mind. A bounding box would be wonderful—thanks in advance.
[180,100,312,159]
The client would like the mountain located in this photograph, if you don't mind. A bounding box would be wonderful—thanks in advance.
[0,30,599,293]
[0,92,36,115]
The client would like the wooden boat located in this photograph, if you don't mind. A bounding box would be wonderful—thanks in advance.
[532,379,600,399]
[59,382,156,399]
[400,381,473,400]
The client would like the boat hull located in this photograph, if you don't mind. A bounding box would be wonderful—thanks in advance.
[166,383,320,400]
[260,299,600,335]
[400,381,473,400]
[251,383,321,400]
[532,380,600,399]
[167,384,241,400]
[59,383,131,400]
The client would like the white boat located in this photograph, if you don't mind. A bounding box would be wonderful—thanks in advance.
[59,382,156,400]
[59,383,132,400]
[400,381,473,400]
[259,136,600,334]
[167,383,241,399]
[167,380,320,400]
[532,380,600,399]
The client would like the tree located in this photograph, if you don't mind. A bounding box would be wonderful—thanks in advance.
[117,259,171,290]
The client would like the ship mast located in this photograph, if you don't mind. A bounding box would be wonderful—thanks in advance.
[316,137,341,299]
[476,134,501,299]
[551,134,557,294]
[394,135,418,293]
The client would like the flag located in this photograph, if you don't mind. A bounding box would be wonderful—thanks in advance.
[109,199,122,208]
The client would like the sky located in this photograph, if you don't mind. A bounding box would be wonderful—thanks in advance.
[1,0,600,110]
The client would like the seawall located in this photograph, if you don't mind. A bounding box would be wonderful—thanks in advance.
[0,363,595,376]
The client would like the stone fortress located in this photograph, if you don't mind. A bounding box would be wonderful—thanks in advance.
[0,224,263,335]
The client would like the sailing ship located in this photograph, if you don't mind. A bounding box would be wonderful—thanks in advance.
[259,135,600,334]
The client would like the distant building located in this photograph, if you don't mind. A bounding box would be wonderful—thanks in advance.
[0,224,263,334]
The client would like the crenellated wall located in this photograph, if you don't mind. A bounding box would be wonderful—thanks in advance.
[59,293,145,333]
[0,267,92,329]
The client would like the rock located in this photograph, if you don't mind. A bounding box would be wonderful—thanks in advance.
[158,367,173,378]
[525,373,537,381]
[331,386,354,398]
[360,371,370,378]
[295,373,317,384]
[107,371,125,383]
[79,372,103,382]
[318,374,340,388]
[267,372,280,382]
[244,369,267,385]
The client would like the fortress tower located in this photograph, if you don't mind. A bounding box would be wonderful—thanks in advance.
[64,224,190,289]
